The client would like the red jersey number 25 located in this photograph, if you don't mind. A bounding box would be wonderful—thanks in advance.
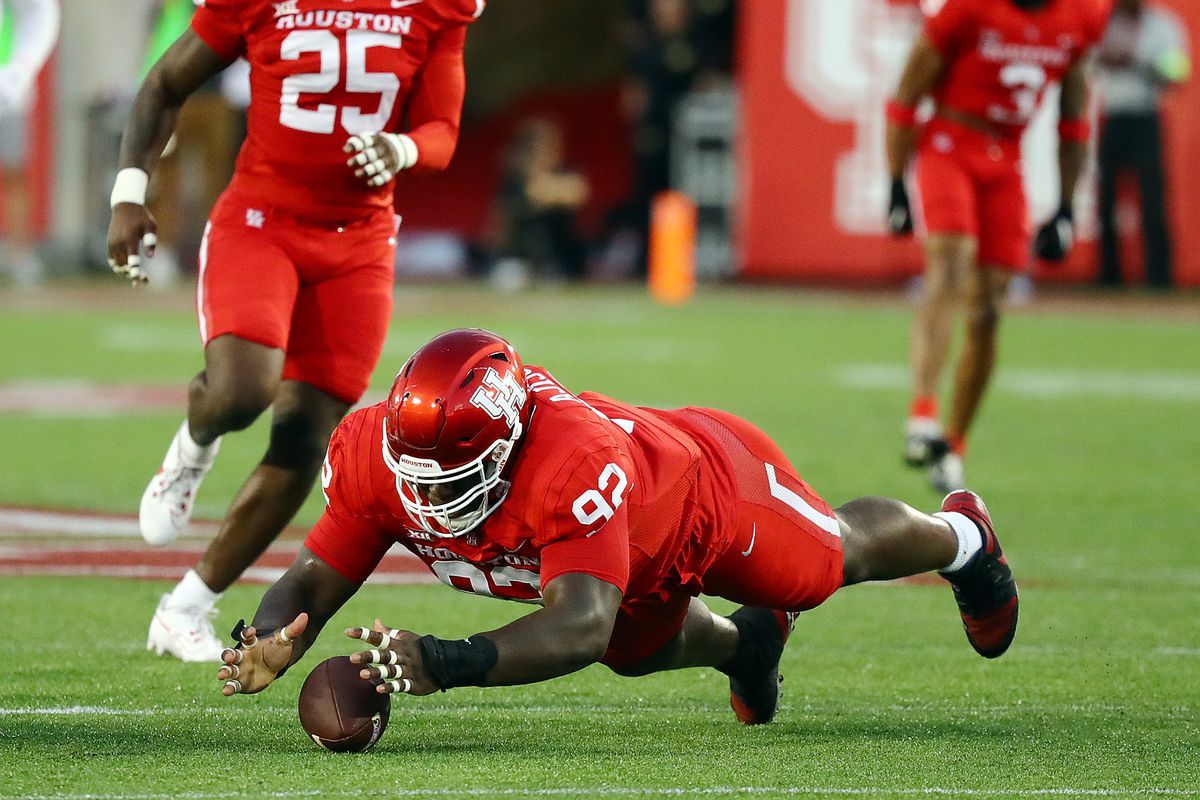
[280,30,401,135]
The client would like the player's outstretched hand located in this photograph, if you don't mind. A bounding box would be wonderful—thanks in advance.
[344,132,418,188]
[346,618,438,696]
[107,204,158,286]
[218,613,308,697]
[888,178,914,236]
[1034,205,1074,263]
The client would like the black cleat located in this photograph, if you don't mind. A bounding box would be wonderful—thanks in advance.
[720,607,797,725]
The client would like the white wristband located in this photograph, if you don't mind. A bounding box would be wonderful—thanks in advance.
[385,133,419,171]
[110,168,149,208]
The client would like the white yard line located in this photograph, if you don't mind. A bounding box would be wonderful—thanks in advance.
[837,364,1200,401]
[3,788,1198,800]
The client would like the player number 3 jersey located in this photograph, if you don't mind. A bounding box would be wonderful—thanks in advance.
[922,0,1109,135]
[191,0,485,219]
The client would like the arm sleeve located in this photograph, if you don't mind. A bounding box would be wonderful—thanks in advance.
[5,0,59,74]
[403,24,467,175]
[923,0,971,58]
[190,0,244,61]
[532,441,636,594]
[303,506,393,585]
[539,501,631,594]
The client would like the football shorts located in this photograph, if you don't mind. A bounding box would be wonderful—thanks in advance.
[600,409,844,670]
[196,186,396,403]
[915,118,1029,271]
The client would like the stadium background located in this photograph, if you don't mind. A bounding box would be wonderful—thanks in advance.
[10,0,1200,285]
[1,1,1198,797]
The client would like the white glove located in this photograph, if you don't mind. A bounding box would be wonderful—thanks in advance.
[344,132,418,187]
[0,65,35,115]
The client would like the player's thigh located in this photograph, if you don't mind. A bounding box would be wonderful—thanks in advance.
[283,221,396,405]
[916,153,979,297]
[976,164,1029,272]
[691,409,844,612]
[198,194,299,354]
[600,591,693,672]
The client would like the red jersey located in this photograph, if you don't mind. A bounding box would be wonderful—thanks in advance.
[305,367,741,605]
[191,0,483,220]
[924,0,1109,135]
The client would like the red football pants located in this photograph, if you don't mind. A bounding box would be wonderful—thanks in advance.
[915,118,1029,271]
[601,409,844,669]
[197,187,396,403]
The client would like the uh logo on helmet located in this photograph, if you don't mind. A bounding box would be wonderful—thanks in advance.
[381,329,531,537]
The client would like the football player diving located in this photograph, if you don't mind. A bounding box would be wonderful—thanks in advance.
[218,329,1018,724]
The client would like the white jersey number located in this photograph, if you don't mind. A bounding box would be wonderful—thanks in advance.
[430,560,542,602]
[572,463,629,526]
[279,29,401,135]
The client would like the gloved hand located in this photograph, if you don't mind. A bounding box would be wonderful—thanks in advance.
[887,178,914,236]
[1034,204,1074,262]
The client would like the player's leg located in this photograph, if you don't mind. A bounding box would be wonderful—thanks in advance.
[935,158,1025,493]
[144,197,301,661]
[937,265,1009,492]
[838,491,1017,659]
[908,147,978,467]
[191,379,350,594]
[140,205,299,548]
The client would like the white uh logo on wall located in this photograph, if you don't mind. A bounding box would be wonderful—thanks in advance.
[784,0,1096,237]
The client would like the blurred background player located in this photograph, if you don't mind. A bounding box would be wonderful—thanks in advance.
[135,0,243,287]
[215,329,1018,723]
[0,0,58,286]
[107,0,486,662]
[1095,0,1191,289]
[489,117,590,287]
[885,0,1108,493]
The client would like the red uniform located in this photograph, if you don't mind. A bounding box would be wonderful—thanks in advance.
[915,0,1108,269]
[190,0,483,401]
[306,367,845,669]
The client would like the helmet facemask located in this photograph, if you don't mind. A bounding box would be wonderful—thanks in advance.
[382,419,521,537]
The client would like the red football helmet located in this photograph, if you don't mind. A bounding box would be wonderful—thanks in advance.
[381,329,531,537]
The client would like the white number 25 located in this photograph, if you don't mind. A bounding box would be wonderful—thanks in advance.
[571,463,629,526]
[279,29,401,135]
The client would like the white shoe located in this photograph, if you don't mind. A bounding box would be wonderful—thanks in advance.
[140,422,219,546]
[905,416,946,467]
[930,452,966,494]
[146,594,224,663]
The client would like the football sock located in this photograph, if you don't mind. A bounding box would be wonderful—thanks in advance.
[935,512,983,573]
[177,420,220,466]
[169,569,222,610]
[909,395,938,420]
[946,432,967,456]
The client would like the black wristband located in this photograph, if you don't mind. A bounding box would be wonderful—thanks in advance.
[418,635,499,690]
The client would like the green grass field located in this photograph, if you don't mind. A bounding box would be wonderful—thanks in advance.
[1,282,1198,798]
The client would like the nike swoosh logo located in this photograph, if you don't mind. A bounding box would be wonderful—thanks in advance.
[741,524,756,557]
[391,0,423,7]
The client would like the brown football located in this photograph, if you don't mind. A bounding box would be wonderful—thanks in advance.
[298,656,390,753]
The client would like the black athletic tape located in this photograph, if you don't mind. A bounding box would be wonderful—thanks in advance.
[417,635,499,691]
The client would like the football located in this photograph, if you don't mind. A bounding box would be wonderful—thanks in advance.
[298,656,390,753]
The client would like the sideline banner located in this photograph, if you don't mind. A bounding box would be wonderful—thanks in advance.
[738,0,1200,286]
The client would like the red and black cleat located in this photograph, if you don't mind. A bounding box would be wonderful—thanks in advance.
[721,608,797,725]
[941,490,1019,659]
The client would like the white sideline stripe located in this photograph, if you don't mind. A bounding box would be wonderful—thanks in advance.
[2,788,1198,799]
[837,363,1200,401]
[0,564,432,585]
[0,508,199,538]
[0,706,157,716]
